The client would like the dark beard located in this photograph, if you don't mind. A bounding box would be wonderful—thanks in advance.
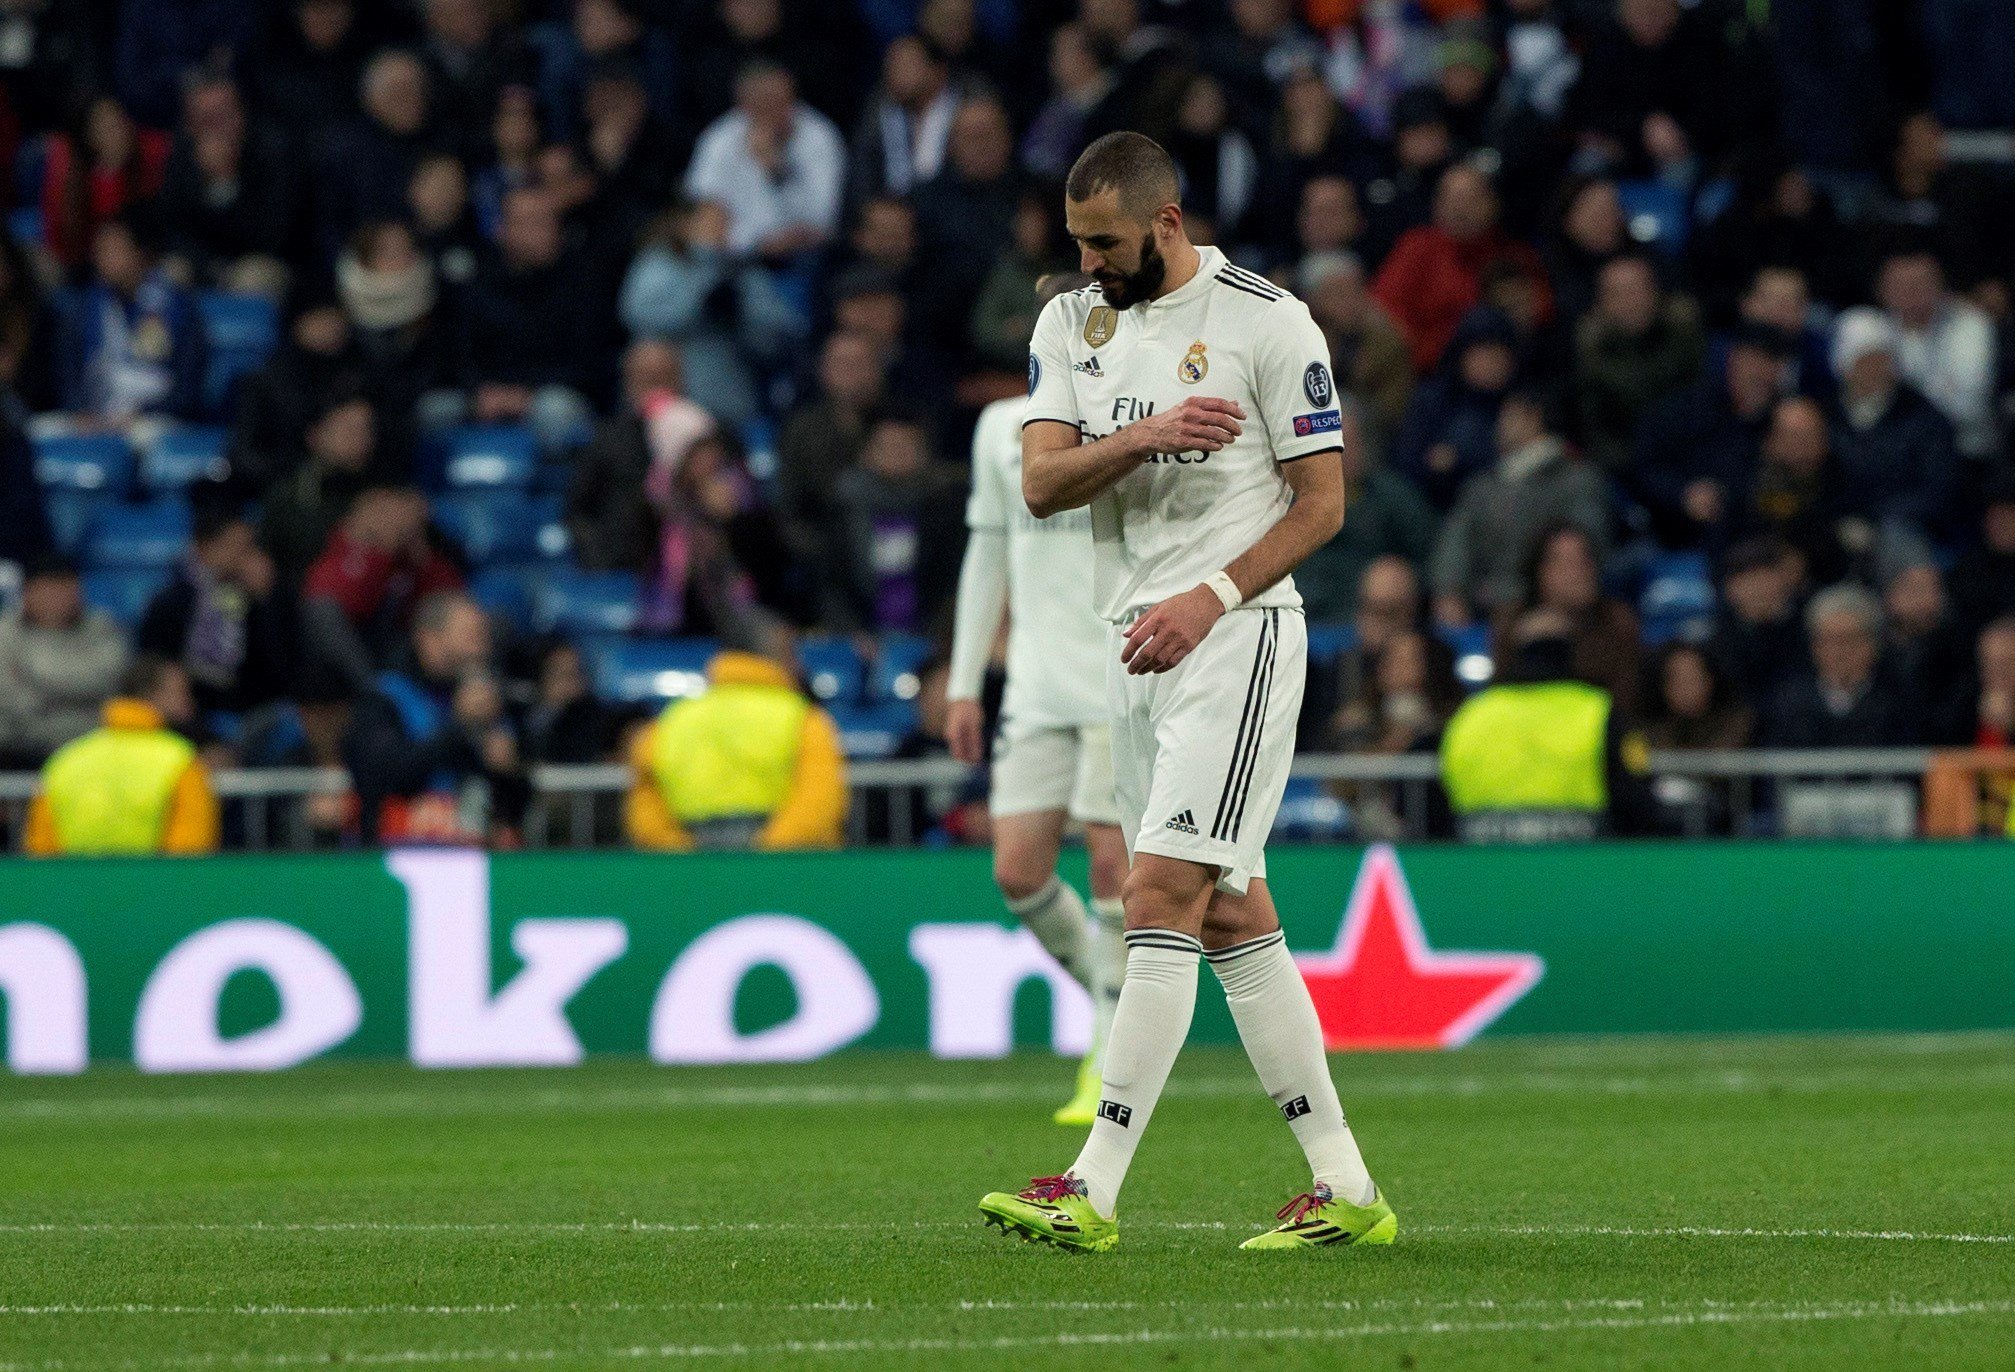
[1097,233,1166,309]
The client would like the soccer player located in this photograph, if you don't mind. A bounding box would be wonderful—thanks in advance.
[947,271,1127,1127]
[978,132,1394,1252]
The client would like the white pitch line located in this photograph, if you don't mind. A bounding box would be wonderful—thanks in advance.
[0,1217,2009,1245]
[5,1058,2015,1124]
[1,1300,2010,1368]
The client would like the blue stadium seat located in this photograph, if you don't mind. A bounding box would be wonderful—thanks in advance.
[142,426,229,491]
[1639,550,1717,646]
[798,635,865,704]
[6,207,42,250]
[82,567,170,627]
[1305,622,1360,666]
[34,433,135,553]
[433,490,544,564]
[12,134,46,209]
[1435,622,1495,690]
[587,637,718,704]
[1270,776,1353,842]
[442,424,539,488]
[830,700,917,759]
[83,498,191,570]
[198,291,280,415]
[468,565,537,633]
[532,568,641,635]
[1617,179,1691,255]
[869,632,934,701]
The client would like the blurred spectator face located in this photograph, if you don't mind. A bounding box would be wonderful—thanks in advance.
[1377,630,1430,698]
[540,643,588,708]
[1725,343,1788,416]
[361,219,422,273]
[297,0,353,52]
[820,332,886,410]
[584,74,648,136]
[1355,556,1420,651]
[1306,256,1368,330]
[737,67,796,132]
[1979,621,2015,694]
[1878,254,1945,329]
[1763,398,1829,478]
[1081,0,1140,46]
[1661,646,1714,721]
[1562,179,1623,256]
[534,144,597,212]
[418,600,493,679]
[20,570,82,630]
[1433,166,1497,242]
[1885,564,1946,637]
[1232,0,1290,39]
[835,286,905,346]
[622,339,683,409]
[1895,112,1946,179]
[1438,55,1492,110]
[363,52,429,136]
[1984,499,2015,555]
[863,418,927,481]
[492,89,541,162]
[152,661,198,729]
[1049,23,1103,93]
[1618,0,1679,48]
[921,0,977,55]
[309,399,376,472]
[1594,257,1660,335]
[1810,604,1878,692]
[1724,555,1793,625]
[721,0,781,42]
[425,0,492,49]
[883,36,946,108]
[1297,176,1362,254]
[1842,343,1898,404]
[409,156,468,232]
[499,190,562,269]
[294,304,350,356]
[1744,267,1809,335]
[1178,74,1229,137]
[92,222,147,293]
[1459,338,1516,393]
[576,0,640,53]
[85,96,135,167]
[1394,115,1452,173]
[195,518,260,580]
[183,78,244,146]
[1494,394,1547,454]
[948,99,1012,183]
[1535,529,1600,613]
[853,197,916,270]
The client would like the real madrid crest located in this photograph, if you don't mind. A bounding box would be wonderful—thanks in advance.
[1177,340,1209,385]
[1083,306,1117,349]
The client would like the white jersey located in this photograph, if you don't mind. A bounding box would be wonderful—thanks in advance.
[958,395,1108,728]
[1025,245,1343,623]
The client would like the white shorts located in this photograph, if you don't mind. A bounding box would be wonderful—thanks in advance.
[1109,606,1306,896]
[989,720,1121,826]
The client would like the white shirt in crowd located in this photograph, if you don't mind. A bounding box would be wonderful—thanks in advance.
[1887,298,1998,457]
[947,395,1108,729]
[1026,245,1342,623]
[684,104,846,255]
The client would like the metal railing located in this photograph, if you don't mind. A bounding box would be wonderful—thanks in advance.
[0,749,1951,851]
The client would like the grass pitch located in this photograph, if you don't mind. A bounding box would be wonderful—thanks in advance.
[1,1033,2012,1370]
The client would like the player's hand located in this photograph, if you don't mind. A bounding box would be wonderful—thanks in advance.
[1127,396,1245,457]
[946,698,987,765]
[1122,585,1225,675]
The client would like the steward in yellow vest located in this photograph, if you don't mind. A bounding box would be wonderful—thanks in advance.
[1439,613,1653,842]
[625,650,847,851]
[25,656,219,857]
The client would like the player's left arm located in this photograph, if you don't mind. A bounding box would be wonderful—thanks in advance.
[1122,304,1347,675]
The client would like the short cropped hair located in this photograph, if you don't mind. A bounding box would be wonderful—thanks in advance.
[1066,132,1181,218]
[118,654,178,701]
[1805,582,1882,639]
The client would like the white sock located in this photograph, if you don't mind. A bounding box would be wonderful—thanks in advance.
[1069,930,1200,1217]
[1007,875,1092,989]
[1207,930,1375,1205]
[1088,898,1126,1063]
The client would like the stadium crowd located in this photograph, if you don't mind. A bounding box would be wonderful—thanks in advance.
[4,0,2015,848]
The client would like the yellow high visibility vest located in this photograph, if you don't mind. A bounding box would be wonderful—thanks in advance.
[40,723,195,855]
[1440,681,1611,816]
[649,681,812,824]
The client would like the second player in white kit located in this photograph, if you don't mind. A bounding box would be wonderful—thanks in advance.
[980,132,1395,1253]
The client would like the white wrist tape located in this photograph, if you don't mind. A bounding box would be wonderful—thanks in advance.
[1202,571,1243,613]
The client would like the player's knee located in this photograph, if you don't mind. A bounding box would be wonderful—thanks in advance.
[1121,860,1209,930]
[992,852,1053,902]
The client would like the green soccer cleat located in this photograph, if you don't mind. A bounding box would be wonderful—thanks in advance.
[978,1174,1118,1252]
[1239,1183,1398,1250]
[1052,1053,1102,1126]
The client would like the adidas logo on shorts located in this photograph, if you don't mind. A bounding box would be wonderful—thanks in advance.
[1163,810,1200,835]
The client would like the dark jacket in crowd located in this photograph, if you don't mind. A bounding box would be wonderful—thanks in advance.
[460,257,597,393]
[158,128,297,281]
[342,669,529,843]
[1631,372,1771,548]
[566,411,656,572]
[137,567,293,716]
[1765,671,1915,747]
[1830,385,1963,542]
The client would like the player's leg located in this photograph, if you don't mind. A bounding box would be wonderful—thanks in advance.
[1053,724,1129,1125]
[988,727,1093,988]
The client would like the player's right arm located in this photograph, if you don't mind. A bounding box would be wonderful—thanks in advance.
[947,404,1014,764]
[1019,296,1245,517]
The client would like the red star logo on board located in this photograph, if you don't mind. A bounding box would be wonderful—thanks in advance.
[1295,845,1544,1050]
